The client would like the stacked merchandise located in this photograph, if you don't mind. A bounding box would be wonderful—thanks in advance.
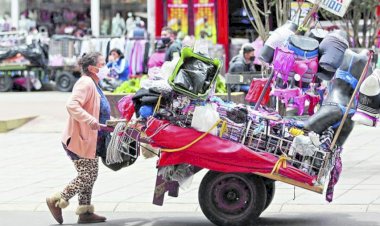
[256,20,374,201]
[111,46,361,201]
[257,22,349,116]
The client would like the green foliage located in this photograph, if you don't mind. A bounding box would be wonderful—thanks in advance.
[215,74,227,94]
[113,76,148,94]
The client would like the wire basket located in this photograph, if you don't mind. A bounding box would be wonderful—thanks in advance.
[48,36,82,58]
[48,36,82,67]
[173,107,247,143]
[106,122,140,166]
[243,120,332,183]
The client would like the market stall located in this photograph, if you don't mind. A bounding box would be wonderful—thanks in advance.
[0,30,48,92]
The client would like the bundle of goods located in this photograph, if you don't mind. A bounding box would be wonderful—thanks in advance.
[110,46,373,202]
[169,47,222,99]
[257,22,350,116]
[0,41,48,68]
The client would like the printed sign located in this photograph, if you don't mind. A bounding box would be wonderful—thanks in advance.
[167,0,189,36]
[193,0,217,43]
[307,0,353,17]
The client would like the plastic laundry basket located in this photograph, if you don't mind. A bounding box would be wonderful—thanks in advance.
[168,47,222,100]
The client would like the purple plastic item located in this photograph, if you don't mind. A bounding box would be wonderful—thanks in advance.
[326,147,343,202]
[273,47,295,83]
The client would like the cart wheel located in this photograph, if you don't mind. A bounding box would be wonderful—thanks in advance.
[0,75,13,92]
[198,171,266,226]
[55,72,76,92]
[263,180,275,211]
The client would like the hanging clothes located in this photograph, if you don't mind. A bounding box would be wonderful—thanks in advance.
[109,37,126,52]
[128,40,148,75]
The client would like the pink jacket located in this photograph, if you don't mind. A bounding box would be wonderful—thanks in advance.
[62,75,100,159]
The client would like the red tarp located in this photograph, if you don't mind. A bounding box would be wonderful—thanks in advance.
[145,118,316,185]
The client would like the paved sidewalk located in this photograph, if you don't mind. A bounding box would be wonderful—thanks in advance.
[1,211,380,226]
[0,92,380,214]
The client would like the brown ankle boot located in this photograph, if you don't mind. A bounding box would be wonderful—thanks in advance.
[76,205,106,224]
[46,193,69,224]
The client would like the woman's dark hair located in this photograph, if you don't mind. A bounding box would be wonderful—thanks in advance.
[78,52,102,75]
[109,48,124,59]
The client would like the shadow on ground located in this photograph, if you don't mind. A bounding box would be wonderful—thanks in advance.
[0,211,379,226]
[59,213,379,226]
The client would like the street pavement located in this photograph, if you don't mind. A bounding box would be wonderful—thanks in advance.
[1,91,380,226]
[0,211,380,226]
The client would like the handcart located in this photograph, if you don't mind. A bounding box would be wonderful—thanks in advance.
[105,109,336,226]
[103,39,373,225]
[48,35,82,92]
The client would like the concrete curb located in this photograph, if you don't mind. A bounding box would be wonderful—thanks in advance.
[0,116,37,133]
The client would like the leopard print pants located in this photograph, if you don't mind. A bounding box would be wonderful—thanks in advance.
[61,158,99,205]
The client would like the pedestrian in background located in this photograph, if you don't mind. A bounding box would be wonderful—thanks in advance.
[147,40,166,69]
[228,43,257,92]
[161,26,182,62]
[46,52,110,224]
[107,48,130,81]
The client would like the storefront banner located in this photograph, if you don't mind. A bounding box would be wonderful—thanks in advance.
[193,0,217,44]
[307,0,352,17]
[290,2,313,24]
[167,0,189,36]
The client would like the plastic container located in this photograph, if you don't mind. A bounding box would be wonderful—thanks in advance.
[168,47,222,100]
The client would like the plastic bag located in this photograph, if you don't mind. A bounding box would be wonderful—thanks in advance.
[0,42,48,68]
[161,54,180,79]
[147,67,163,80]
[173,57,216,94]
[117,95,135,121]
[289,135,318,157]
[158,164,194,189]
[141,78,172,93]
[191,103,220,136]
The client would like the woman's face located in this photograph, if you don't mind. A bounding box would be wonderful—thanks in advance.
[96,55,106,68]
[110,51,120,61]
[88,55,106,75]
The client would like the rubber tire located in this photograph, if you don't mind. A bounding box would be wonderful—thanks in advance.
[198,171,266,226]
[55,72,76,92]
[263,180,275,211]
[0,75,13,92]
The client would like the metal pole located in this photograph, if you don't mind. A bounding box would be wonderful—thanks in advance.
[91,0,100,37]
[253,68,274,110]
[11,0,19,29]
[147,0,156,39]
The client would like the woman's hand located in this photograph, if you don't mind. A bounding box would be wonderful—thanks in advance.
[89,120,100,130]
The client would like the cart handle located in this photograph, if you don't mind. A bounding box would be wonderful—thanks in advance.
[99,123,114,132]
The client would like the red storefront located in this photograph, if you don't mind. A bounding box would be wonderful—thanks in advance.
[154,0,229,63]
